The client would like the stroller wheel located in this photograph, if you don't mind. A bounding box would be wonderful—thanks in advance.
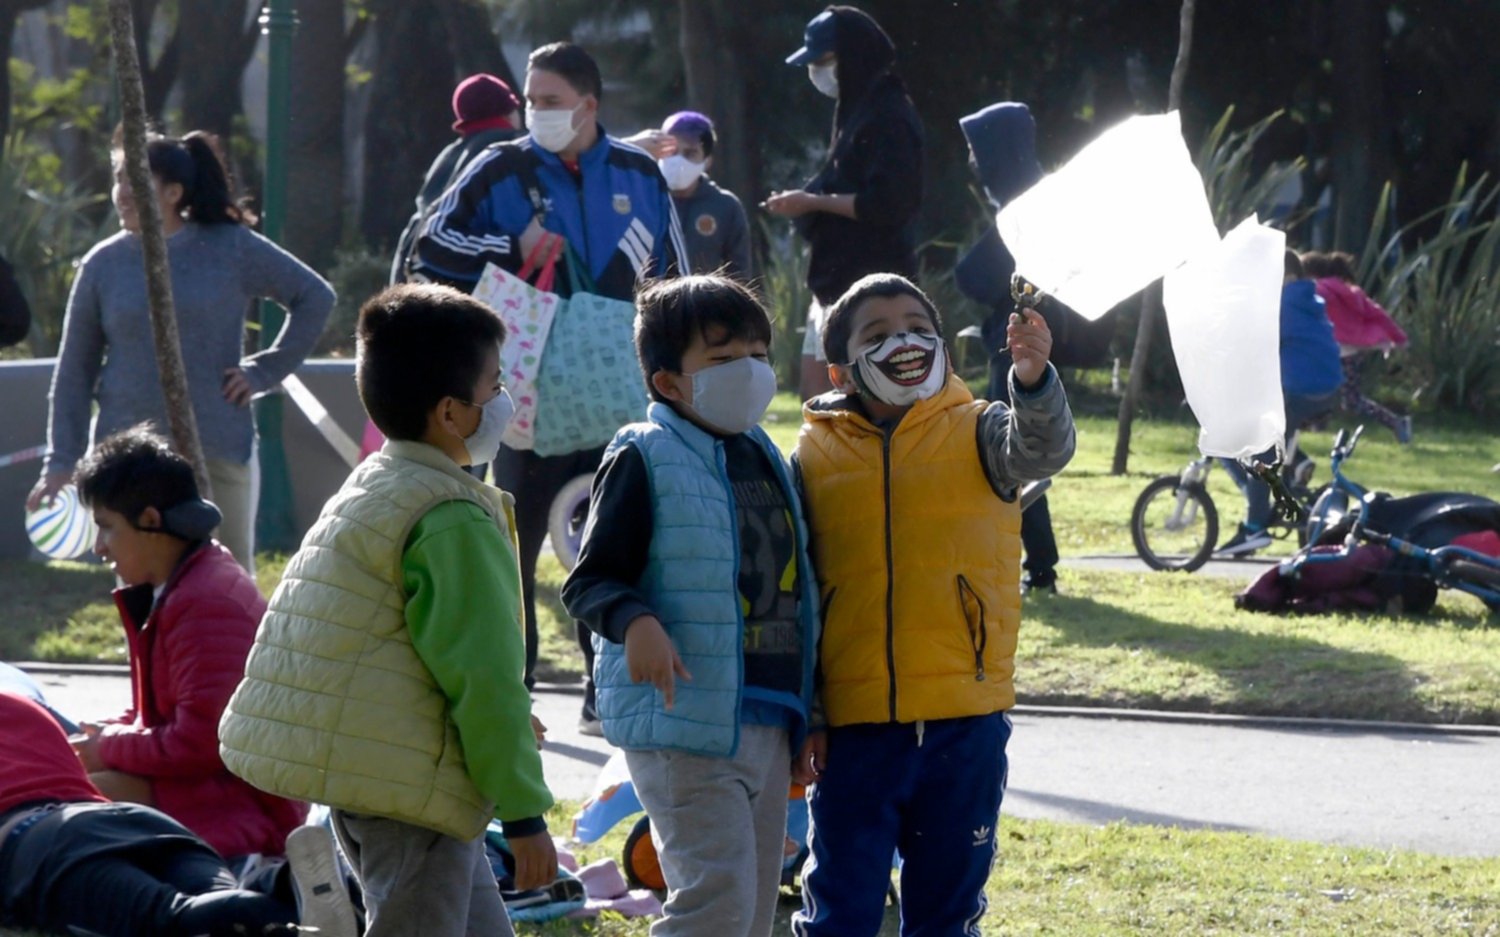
[622,814,666,892]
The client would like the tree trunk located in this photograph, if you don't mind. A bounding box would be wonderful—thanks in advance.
[1111,0,1196,476]
[177,0,257,138]
[437,0,520,93]
[128,0,178,121]
[285,0,345,273]
[1329,0,1386,250]
[0,0,52,144]
[106,0,212,497]
[677,0,754,208]
[359,0,457,250]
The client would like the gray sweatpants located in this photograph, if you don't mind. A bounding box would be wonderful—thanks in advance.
[329,810,512,937]
[625,725,792,937]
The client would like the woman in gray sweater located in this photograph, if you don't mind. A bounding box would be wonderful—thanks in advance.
[27,131,334,571]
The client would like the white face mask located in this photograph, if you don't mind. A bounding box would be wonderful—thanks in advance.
[659,154,707,193]
[851,332,947,407]
[526,104,583,153]
[809,61,839,98]
[685,357,777,435]
[461,389,515,465]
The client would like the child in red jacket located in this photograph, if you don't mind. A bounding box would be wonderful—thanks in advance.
[1301,250,1412,444]
[67,426,305,860]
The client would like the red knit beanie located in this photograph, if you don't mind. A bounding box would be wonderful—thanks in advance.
[452,73,520,135]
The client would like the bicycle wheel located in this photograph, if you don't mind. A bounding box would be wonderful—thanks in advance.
[1130,475,1219,572]
[547,473,595,571]
[1448,559,1500,610]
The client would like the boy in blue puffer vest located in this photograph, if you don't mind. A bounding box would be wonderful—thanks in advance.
[562,275,820,936]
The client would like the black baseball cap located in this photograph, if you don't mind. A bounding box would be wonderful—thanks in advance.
[786,10,837,66]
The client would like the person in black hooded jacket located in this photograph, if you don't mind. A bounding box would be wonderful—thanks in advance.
[954,102,1063,594]
[768,5,923,399]
[0,252,31,349]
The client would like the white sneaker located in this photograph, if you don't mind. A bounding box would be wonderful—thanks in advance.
[285,824,359,937]
[1215,524,1273,557]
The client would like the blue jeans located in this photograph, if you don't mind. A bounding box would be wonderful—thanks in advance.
[1222,391,1337,530]
[794,712,1012,937]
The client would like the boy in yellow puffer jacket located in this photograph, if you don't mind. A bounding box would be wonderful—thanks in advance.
[220,285,555,937]
[791,273,1075,936]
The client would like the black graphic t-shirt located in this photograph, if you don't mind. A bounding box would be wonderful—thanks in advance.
[724,435,802,700]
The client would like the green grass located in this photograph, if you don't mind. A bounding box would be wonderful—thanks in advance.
[6,401,1497,724]
[1022,569,1500,723]
[491,804,1500,935]
[1,809,1493,936]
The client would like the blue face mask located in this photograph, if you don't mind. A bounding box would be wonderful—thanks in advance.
[461,389,515,466]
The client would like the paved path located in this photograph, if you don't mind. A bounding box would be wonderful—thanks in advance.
[29,670,1500,858]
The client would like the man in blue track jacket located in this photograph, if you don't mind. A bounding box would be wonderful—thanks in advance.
[414,42,687,730]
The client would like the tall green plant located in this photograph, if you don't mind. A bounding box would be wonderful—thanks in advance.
[756,219,810,391]
[1196,107,1308,234]
[0,134,109,356]
[1356,168,1500,412]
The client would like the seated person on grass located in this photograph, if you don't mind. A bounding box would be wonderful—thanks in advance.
[68,426,306,861]
[0,691,359,937]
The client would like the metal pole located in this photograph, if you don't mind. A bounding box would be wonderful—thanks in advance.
[254,0,299,550]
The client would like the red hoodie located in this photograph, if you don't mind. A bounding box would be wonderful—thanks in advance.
[1314,277,1408,351]
[0,693,105,815]
[95,543,306,857]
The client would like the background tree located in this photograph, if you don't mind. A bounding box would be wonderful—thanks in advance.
[0,0,53,142]
[285,0,346,273]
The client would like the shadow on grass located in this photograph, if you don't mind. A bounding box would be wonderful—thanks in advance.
[1006,788,1257,834]
[1021,592,1432,722]
[0,558,116,662]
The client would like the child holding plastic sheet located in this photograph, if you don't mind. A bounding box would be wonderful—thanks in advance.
[562,275,820,936]
[791,273,1075,935]
[1215,251,1344,557]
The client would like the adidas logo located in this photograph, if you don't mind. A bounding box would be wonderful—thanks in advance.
[972,824,992,847]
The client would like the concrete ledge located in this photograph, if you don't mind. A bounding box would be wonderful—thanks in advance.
[21,666,1496,737]
[1009,702,1500,737]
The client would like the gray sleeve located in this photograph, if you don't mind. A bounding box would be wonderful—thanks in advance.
[235,229,335,392]
[977,364,1076,492]
[44,257,105,475]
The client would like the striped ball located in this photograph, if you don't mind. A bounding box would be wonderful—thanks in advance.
[25,485,99,560]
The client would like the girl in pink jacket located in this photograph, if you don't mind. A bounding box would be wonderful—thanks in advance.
[1302,251,1412,443]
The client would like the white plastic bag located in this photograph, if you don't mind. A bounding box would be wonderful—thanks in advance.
[996,111,1219,321]
[1162,216,1286,459]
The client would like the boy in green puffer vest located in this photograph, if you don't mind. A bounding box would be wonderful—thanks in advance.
[220,284,554,937]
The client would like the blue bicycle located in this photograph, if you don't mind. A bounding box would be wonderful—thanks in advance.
[1277,426,1500,615]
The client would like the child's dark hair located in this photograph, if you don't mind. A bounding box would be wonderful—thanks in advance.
[112,126,252,225]
[528,42,603,100]
[76,425,200,522]
[356,284,507,440]
[1300,250,1357,282]
[634,275,773,403]
[1284,249,1305,280]
[821,273,945,365]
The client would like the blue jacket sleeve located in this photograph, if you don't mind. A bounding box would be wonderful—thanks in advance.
[413,148,536,288]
